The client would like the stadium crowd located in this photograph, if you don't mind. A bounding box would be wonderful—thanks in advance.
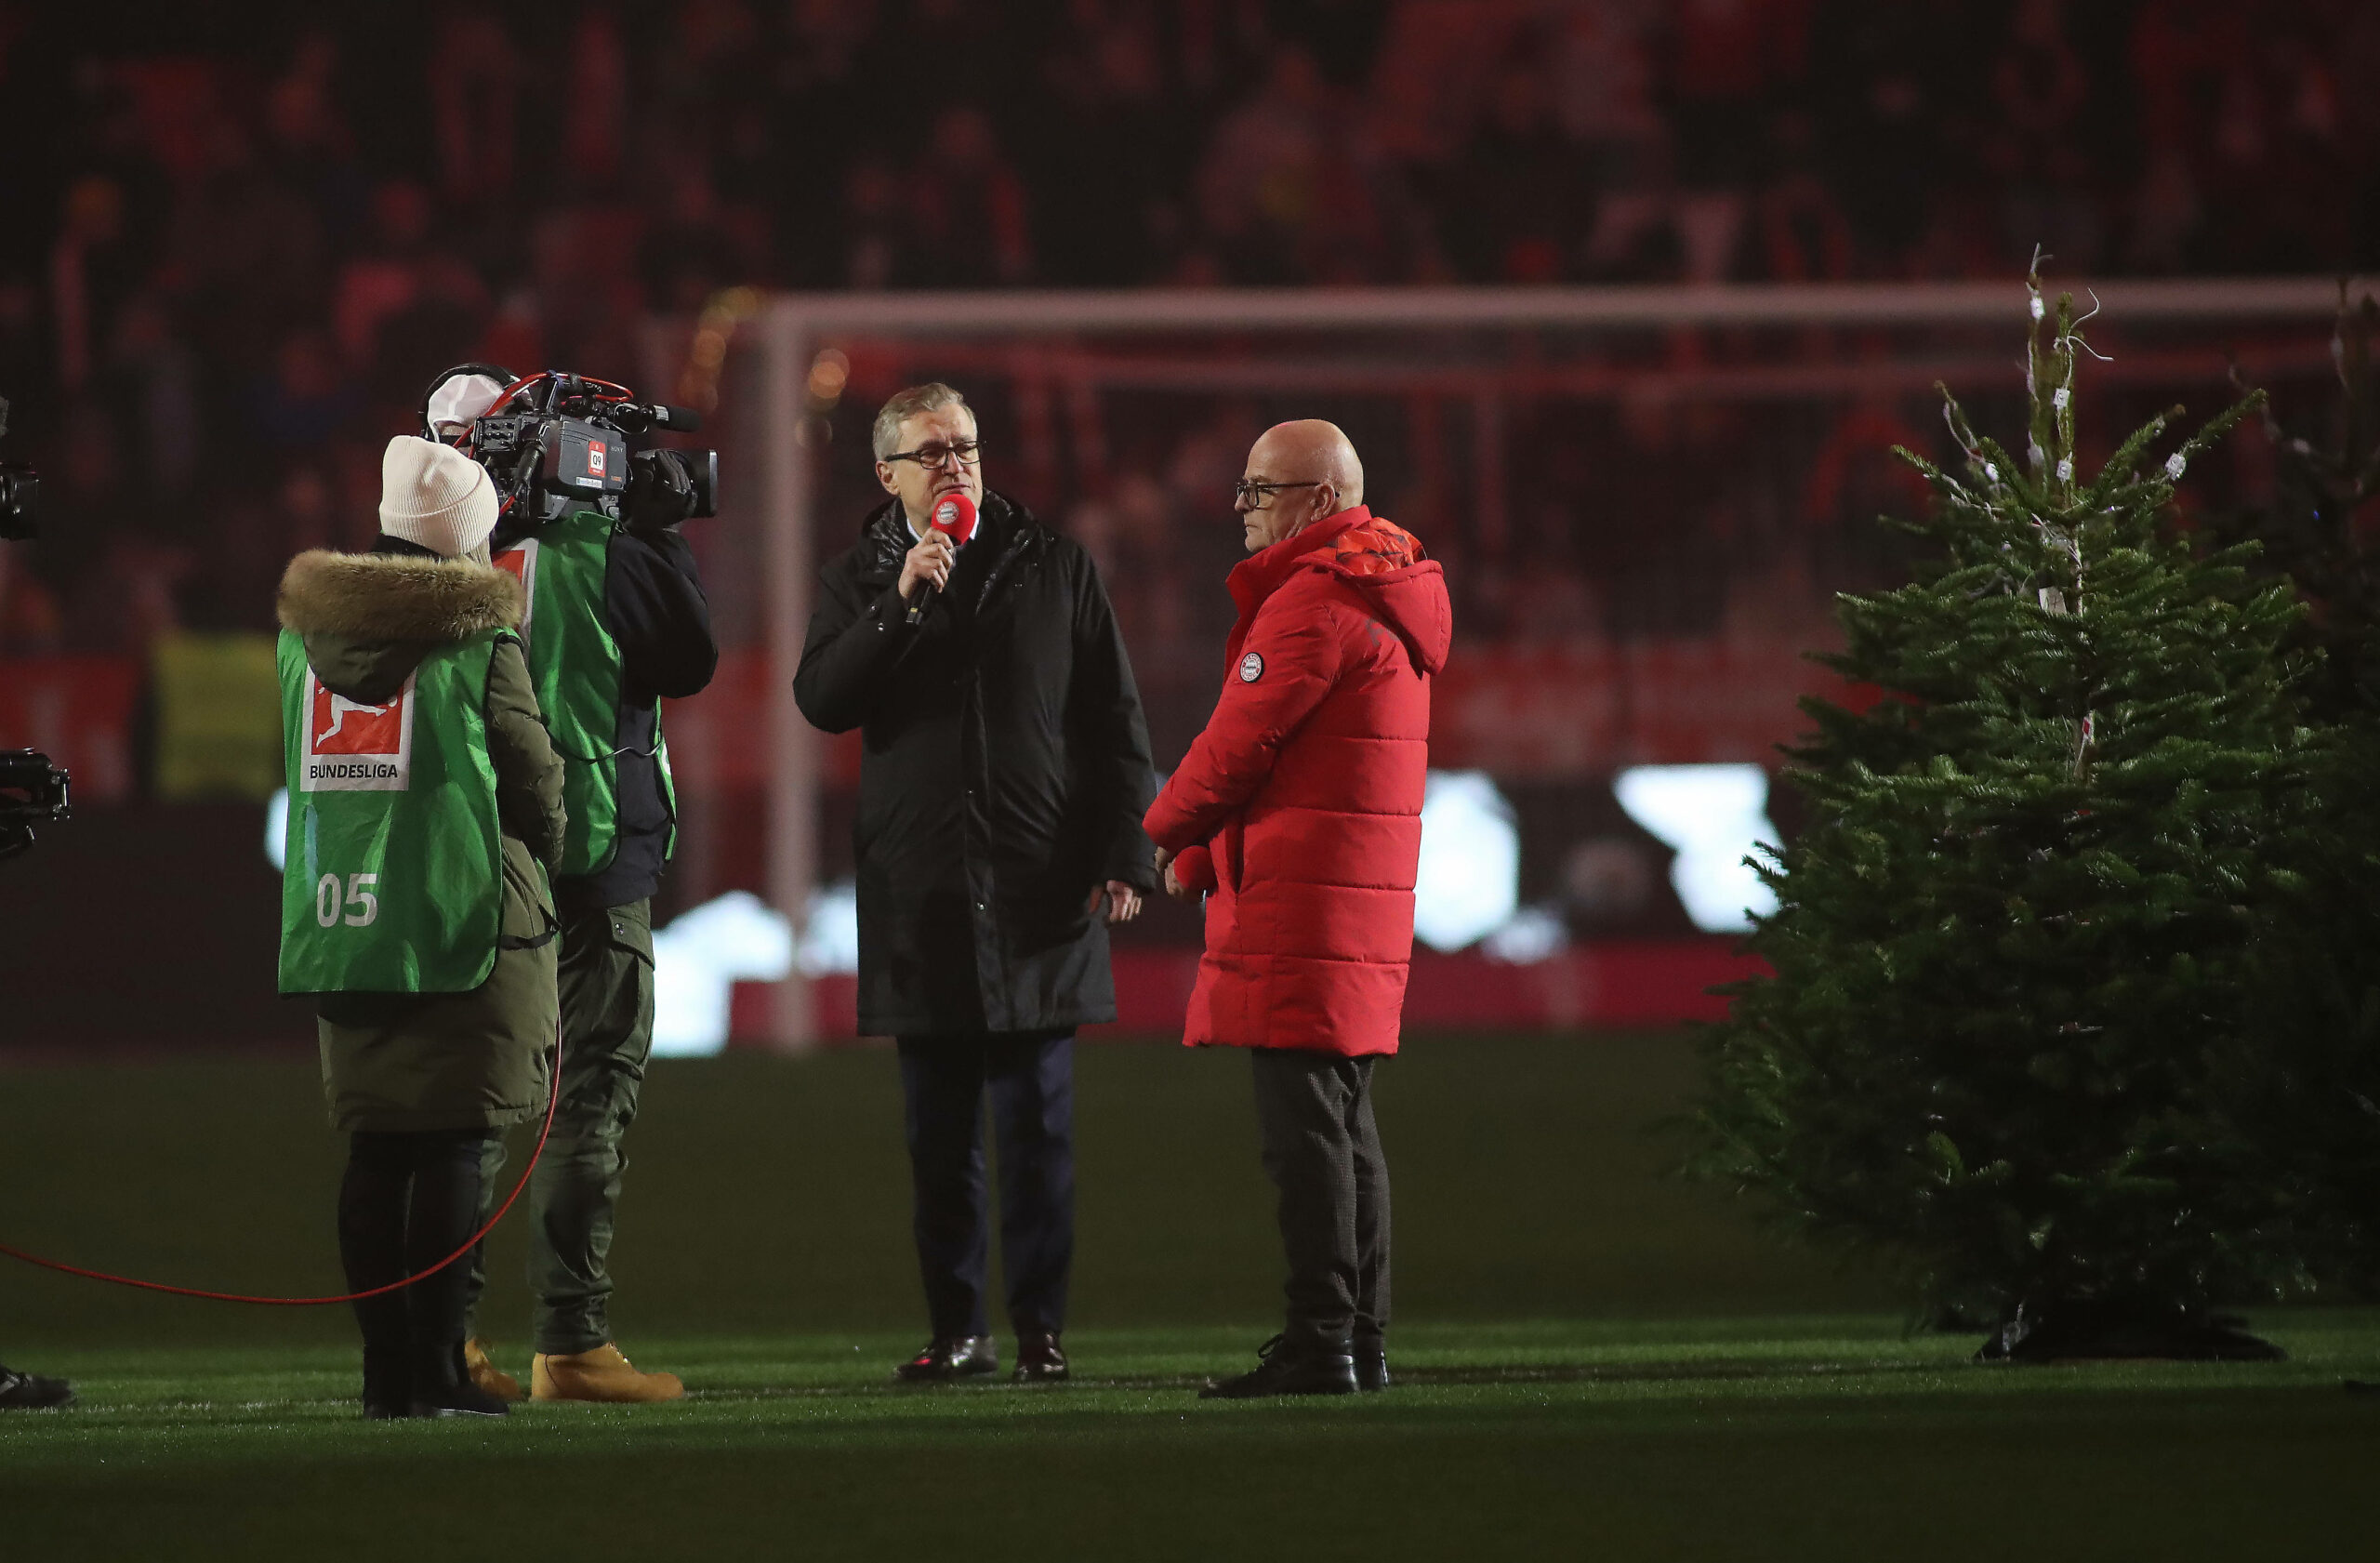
[0,0,2371,659]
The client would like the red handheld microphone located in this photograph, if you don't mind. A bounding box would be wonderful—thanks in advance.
[907,491,979,624]
[930,491,978,544]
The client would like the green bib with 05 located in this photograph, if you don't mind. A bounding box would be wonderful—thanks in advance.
[494,509,673,880]
[276,629,509,994]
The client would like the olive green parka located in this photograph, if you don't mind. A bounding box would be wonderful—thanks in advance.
[276,543,566,1133]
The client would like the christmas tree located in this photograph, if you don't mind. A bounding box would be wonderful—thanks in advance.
[1697,265,2303,1359]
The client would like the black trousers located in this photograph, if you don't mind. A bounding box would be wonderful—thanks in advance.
[338,1129,496,1401]
[896,1031,1076,1341]
[1250,1048,1392,1352]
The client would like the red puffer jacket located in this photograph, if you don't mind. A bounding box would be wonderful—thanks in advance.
[1144,508,1452,1056]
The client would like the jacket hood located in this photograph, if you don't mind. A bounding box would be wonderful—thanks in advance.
[1306,513,1453,677]
[276,549,523,642]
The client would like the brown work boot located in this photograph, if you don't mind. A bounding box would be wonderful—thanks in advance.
[531,1343,685,1404]
[462,1337,523,1403]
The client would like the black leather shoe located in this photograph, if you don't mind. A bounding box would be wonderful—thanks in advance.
[409,1380,511,1419]
[0,1363,73,1410]
[1198,1334,1358,1399]
[1355,1343,1390,1392]
[895,1336,999,1383]
[1012,1332,1069,1383]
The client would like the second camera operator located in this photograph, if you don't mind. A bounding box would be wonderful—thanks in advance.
[0,395,73,1411]
[423,365,719,1405]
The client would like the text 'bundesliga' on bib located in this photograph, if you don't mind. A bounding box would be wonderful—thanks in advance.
[300,672,416,791]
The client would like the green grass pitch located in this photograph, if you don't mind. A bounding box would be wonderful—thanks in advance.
[3,1033,2375,1558]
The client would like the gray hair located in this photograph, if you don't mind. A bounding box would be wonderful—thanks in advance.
[872,382,971,459]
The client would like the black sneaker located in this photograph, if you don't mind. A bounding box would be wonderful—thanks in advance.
[1199,1334,1358,1399]
[0,1363,73,1411]
[1355,1343,1390,1392]
[895,1336,999,1383]
[1013,1332,1069,1383]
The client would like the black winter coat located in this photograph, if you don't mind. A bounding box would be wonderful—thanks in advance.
[795,491,1157,1037]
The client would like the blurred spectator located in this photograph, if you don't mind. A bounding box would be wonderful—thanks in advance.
[1035,0,1192,285]
[842,156,911,290]
[1437,61,1593,284]
[333,181,436,365]
[0,549,63,656]
[1806,0,1946,272]
[429,13,521,211]
[907,107,1035,287]
[253,330,358,453]
[1197,46,1387,285]
[562,10,629,193]
[1550,2,1667,181]
[641,171,744,315]
[1668,0,1809,190]
[265,31,368,246]
[101,290,199,499]
[65,531,188,657]
[50,176,130,393]
[1989,0,2103,269]
[1756,112,1854,282]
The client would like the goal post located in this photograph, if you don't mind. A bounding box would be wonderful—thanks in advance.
[751,277,2350,1049]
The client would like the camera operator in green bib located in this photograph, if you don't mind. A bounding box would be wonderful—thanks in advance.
[276,435,564,1419]
[425,367,718,1404]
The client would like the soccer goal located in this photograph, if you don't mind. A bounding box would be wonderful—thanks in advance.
[698,276,2345,1047]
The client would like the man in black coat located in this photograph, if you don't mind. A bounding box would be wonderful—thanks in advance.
[796,382,1157,1383]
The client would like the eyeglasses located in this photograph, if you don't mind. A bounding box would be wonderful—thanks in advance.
[1233,478,1323,506]
[882,440,983,470]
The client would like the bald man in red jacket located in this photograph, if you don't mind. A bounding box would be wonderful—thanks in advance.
[1145,419,1452,1398]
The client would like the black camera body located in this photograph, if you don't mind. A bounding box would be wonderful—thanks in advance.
[457,373,718,527]
[0,395,37,541]
[0,748,71,861]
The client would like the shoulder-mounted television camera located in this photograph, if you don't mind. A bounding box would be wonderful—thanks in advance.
[424,365,719,529]
[1,748,70,861]
[0,395,38,541]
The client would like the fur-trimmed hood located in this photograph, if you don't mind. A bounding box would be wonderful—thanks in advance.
[277,549,522,643]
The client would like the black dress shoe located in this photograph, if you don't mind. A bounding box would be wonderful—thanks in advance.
[1199,1334,1358,1399]
[1355,1344,1390,1392]
[0,1363,73,1411]
[409,1380,511,1419]
[895,1336,998,1383]
[1012,1332,1069,1383]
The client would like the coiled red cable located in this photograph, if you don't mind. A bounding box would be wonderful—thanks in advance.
[0,1033,562,1306]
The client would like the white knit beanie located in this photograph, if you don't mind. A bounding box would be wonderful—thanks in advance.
[378,436,497,558]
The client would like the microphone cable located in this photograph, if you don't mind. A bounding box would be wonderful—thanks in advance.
[0,1028,563,1306]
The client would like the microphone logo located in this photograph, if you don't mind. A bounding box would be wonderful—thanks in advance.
[930,492,978,545]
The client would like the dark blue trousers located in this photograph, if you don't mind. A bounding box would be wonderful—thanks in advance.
[895,1030,1077,1340]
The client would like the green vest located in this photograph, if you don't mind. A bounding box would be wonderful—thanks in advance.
[277,629,509,994]
[494,510,674,881]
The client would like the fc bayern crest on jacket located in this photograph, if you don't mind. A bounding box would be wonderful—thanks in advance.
[1238,652,1263,682]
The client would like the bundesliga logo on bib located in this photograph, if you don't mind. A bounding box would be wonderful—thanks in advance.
[300,673,416,791]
